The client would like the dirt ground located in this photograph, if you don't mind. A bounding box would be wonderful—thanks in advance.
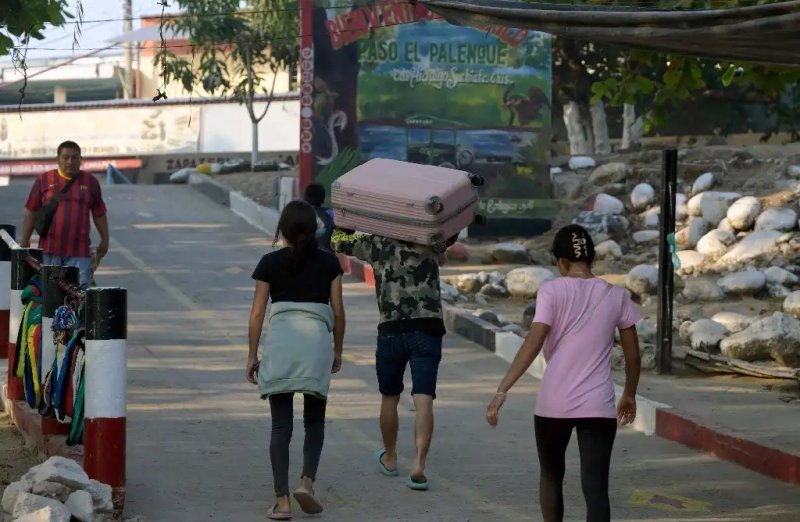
[0,411,40,504]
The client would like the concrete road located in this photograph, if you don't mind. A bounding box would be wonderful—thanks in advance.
[1,181,799,521]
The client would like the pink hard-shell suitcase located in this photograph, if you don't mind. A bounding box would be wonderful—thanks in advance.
[330,158,484,252]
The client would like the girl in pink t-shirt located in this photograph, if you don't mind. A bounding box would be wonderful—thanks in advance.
[486,224,642,522]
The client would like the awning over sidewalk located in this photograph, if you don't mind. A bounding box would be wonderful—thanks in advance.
[420,0,800,67]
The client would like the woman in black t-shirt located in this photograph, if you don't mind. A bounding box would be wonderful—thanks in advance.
[247,200,345,520]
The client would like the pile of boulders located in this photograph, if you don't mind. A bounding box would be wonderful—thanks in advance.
[441,149,800,370]
[676,290,800,367]
[2,457,115,522]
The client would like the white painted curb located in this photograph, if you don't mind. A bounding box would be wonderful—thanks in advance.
[229,191,280,236]
[494,332,671,436]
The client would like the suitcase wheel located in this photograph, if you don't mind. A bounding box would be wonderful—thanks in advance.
[426,196,445,215]
[474,214,487,224]
[469,174,485,187]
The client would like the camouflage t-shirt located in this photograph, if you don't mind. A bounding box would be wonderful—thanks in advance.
[332,231,446,336]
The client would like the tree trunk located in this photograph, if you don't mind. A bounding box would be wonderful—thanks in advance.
[591,101,611,155]
[563,101,592,156]
[251,121,259,170]
[622,104,643,151]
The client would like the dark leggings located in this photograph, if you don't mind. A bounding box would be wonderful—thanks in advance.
[534,415,617,522]
[268,393,327,497]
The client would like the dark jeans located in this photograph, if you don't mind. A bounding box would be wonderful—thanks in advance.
[375,331,442,398]
[268,393,327,497]
[534,415,618,522]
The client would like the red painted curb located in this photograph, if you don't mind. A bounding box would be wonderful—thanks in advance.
[656,408,800,485]
[337,254,375,287]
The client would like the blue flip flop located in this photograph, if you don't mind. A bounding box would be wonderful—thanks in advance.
[375,448,399,476]
[405,475,429,491]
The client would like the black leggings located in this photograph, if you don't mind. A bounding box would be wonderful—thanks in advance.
[534,415,617,522]
[268,393,327,497]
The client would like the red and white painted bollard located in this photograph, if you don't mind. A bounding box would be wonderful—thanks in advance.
[0,225,13,360]
[84,287,127,508]
[8,248,42,401]
[40,265,79,436]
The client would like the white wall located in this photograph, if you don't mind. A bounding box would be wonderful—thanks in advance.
[199,100,299,153]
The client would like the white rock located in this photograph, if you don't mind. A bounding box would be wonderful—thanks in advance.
[440,282,459,302]
[688,319,729,351]
[490,243,529,264]
[550,167,563,176]
[720,312,800,366]
[505,267,555,298]
[12,493,70,521]
[631,183,656,210]
[676,193,689,221]
[453,274,482,293]
[687,218,710,249]
[717,230,783,265]
[765,266,799,286]
[569,156,596,170]
[726,196,761,231]
[783,291,800,319]
[636,319,657,345]
[682,279,725,302]
[14,507,72,522]
[480,282,509,297]
[696,229,736,257]
[676,250,705,272]
[718,270,766,295]
[592,193,625,215]
[717,217,736,233]
[24,457,90,491]
[595,240,622,259]
[632,230,660,243]
[788,165,800,179]
[768,283,792,298]
[2,480,26,513]
[691,172,716,195]
[65,491,94,522]
[711,312,752,334]
[626,264,659,296]
[168,168,194,184]
[687,191,742,226]
[754,207,798,232]
[30,481,71,503]
[83,480,114,514]
[641,206,661,229]
[588,162,628,184]
[573,211,629,244]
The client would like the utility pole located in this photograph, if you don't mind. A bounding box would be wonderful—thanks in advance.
[123,0,134,99]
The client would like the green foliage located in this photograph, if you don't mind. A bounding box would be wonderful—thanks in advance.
[157,0,299,122]
[521,0,800,139]
[315,147,364,202]
[595,0,800,136]
[0,0,73,56]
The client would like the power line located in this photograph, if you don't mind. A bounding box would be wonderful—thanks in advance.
[34,1,371,25]
[7,0,775,27]
[6,22,427,52]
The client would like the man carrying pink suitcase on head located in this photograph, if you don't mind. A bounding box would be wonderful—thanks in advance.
[332,229,458,492]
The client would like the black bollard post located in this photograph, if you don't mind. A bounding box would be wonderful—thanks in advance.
[656,149,678,375]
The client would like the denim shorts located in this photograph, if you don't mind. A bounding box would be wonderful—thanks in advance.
[376,331,443,399]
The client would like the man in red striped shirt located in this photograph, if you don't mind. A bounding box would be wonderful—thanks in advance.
[20,141,109,290]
